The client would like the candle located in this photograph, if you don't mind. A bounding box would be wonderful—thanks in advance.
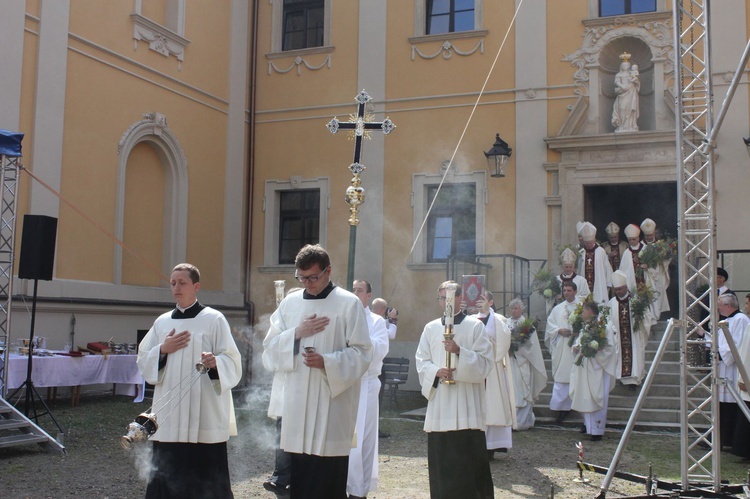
[444,283,457,326]
[274,280,285,307]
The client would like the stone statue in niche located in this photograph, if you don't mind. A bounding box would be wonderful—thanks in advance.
[612,52,640,132]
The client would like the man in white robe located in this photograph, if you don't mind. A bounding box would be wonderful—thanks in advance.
[556,247,590,303]
[416,281,494,499]
[578,222,613,304]
[475,291,516,457]
[715,294,750,448]
[608,270,655,387]
[347,280,389,499]
[371,297,396,438]
[504,298,547,431]
[263,245,372,499]
[137,263,242,499]
[570,302,617,440]
[641,218,671,318]
[545,281,581,424]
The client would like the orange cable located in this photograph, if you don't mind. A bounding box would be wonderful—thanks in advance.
[20,166,170,284]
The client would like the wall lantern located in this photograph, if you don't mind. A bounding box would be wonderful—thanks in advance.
[484,133,512,178]
[743,136,750,158]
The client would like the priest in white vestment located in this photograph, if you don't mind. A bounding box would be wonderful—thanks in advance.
[138,263,242,499]
[416,281,494,499]
[556,247,590,303]
[602,221,628,272]
[569,302,617,440]
[505,298,547,431]
[730,320,750,457]
[475,291,516,457]
[347,280,389,499]
[714,294,750,448]
[545,281,581,424]
[641,218,671,318]
[263,245,372,499]
[620,223,662,321]
[608,270,655,387]
[578,222,613,304]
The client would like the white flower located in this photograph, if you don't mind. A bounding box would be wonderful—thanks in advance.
[589,340,599,350]
[544,289,553,298]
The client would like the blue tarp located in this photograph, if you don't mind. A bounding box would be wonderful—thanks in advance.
[0,130,24,157]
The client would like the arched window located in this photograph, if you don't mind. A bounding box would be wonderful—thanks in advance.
[116,113,187,286]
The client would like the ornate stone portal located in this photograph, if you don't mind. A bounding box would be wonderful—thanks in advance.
[546,12,677,263]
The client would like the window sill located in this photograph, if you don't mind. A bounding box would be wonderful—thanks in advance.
[266,45,335,60]
[408,29,488,45]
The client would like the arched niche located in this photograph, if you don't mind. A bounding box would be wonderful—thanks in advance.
[599,37,654,133]
[116,113,188,285]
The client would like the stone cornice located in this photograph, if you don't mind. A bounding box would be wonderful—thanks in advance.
[545,130,677,151]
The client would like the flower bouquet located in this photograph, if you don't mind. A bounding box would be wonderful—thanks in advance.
[637,238,676,279]
[510,318,537,355]
[573,306,610,366]
[630,283,657,332]
[532,268,561,301]
[567,299,588,347]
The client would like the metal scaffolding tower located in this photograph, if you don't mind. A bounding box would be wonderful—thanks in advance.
[675,0,724,492]
[0,152,21,399]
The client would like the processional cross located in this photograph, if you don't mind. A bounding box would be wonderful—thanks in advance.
[326,90,395,289]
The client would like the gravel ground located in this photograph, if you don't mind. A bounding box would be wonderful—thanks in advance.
[1,389,749,498]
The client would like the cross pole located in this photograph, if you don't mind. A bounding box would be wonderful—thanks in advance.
[326,90,395,290]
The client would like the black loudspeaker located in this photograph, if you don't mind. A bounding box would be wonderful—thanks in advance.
[18,214,58,281]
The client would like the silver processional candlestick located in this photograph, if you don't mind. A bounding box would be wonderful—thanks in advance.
[442,283,457,385]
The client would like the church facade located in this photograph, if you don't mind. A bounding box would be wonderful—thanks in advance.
[1,2,749,382]
[250,0,750,362]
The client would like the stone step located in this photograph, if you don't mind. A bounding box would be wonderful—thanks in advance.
[533,320,687,429]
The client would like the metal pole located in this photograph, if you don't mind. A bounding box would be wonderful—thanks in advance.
[598,319,677,496]
[347,225,356,291]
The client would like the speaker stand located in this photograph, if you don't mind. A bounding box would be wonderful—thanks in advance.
[7,278,63,434]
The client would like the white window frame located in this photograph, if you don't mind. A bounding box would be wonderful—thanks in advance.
[261,177,329,270]
[413,0,484,38]
[410,170,486,268]
[269,0,333,55]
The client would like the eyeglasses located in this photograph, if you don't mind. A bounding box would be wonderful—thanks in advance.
[295,267,329,284]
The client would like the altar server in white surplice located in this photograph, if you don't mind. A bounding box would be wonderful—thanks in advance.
[557,248,590,303]
[347,279,389,499]
[263,245,372,499]
[504,298,547,431]
[138,263,242,499]
[608,270,655,387]
[569,302,617,441]
[545,281,580,424]
[578,222,613,304]
[475,291,516,458]
[416,281,494,499]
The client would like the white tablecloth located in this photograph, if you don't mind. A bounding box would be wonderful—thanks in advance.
[5,353,145,402]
